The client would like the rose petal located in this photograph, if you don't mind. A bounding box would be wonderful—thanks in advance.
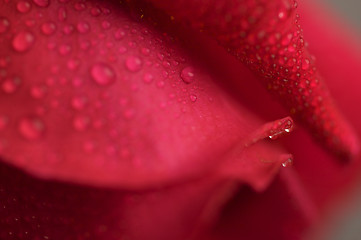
[0,0,288,188]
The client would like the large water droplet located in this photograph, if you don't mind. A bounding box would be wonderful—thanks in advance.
[90,63,116,86]
[0,17,10,34]
[41,22,56,35]
[18,116,46,140]
[125,56,142,72]
[12,31,35,52]
[32,0,49,7]
[180,67,195,84]
[77,21,90,34]
[268,117,294,140]
[17,1,32,13]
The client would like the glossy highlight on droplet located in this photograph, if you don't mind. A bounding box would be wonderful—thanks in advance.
[17,1,32,13]
[0,17,10,34]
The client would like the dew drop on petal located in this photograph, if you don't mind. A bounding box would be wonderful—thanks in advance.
[33,0,49,7]
[114,28,125,40]
[77,21,90,34]
[73,115,90,131]
[17,1,32,13]
[90,7,101,17]
[125,56,142,72]
[0,17,10,34]
[281,154,294,167]
[180,66,195,84]
[190,94,197,102]
[71,96,87,110]
[12,31,35,52]
[58,7,67,22]
[30,85,47,99]
[143,73,153,83]
[268,117,294,140]
[2,77,21,94]
[90,63,116,86]
[0,115,9,131]
[18,116,46,140]
[41,22,56,35]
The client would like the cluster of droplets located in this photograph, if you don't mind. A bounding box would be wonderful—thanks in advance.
[165,0,357,158]
[0,0,206,165]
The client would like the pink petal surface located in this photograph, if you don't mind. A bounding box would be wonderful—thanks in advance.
[0,0,289,189]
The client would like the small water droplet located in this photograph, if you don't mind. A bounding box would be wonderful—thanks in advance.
[12,31,35,52]
[33,0,49,7]
[90,7,101,17]
[302,58,310,70]
[17,1,32,13]
[114,28,125,40]
[0,17,10,34]
[101,20,111,29]
[0,115,9,131]
[62,24,74,35]
[180,67,195,84]
[143,73,153,83]
[125,56,142,72]
[67,58,80,70]
[71,96,87,110]
[77,21,90,34]
[58,44,71,55]
[90,63,116,86]
[73,115,90,131]
[58,7,67,22]
[18,116,45,140]
[2,77,21,94]
[30,85,47,99]
[74,2,86,11]
[41,22,56,35]
[190,94,197,102]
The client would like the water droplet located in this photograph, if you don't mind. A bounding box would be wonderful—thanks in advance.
[33,0,49,7]
[30,85,47,99]
[74,2,86,11]
[62,24,74,35]
[101,21,111,29]
[58,7,67,22]
[281,154,294,167]
[77,21,90,34]
[302,58,310,70]
[2,77,21,94]
[12,31,35,52]
[90,63,116,86]
[125,56,142,72]
[190,94,197,102]
[58,44,71,55]
[268,117,294,140]
[17,1,32,13]
[118,46,127,54]
[67,58,80,70]
[73,115,90,131]
[0,115,9,131]
[18,116,45,140]
[0,17,10,34]
[71,96,87,110]
[41,22,56,35]
[180,67,195,84]
[143,73,153,83]
[114,28,125,40]
[90,7,101,17]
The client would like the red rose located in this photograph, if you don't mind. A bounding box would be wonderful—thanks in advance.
[0,0,361,239]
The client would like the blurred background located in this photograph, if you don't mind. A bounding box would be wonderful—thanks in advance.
[310,0,361,239]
